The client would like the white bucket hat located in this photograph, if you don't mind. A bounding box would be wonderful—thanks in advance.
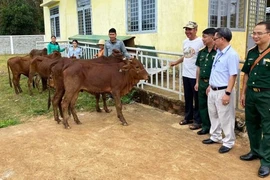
[97,39,105,45]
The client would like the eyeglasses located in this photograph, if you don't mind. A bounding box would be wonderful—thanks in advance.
[213,37,222,41]
[251,32,269,37]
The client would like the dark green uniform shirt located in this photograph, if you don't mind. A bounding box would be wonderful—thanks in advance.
[241,45,270,88]
[195,46,216,79]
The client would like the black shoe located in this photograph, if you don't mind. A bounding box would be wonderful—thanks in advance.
[258,166,270,178]
[219,146,231,153]
[197,129,209,135]
[240,152,260,161]
[202,138,217,144]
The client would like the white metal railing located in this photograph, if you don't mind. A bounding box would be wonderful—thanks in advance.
[126,47,183,100]
[36,41,244,110]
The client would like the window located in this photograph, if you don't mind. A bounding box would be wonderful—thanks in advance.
[77,0,92,35]
[50,7,60,37]
[126,0,156,33]
[209,0,246,29]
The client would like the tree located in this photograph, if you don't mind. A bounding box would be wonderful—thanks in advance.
[0,0,44,35]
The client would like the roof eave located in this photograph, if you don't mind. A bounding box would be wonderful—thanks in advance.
[40,0,60,7]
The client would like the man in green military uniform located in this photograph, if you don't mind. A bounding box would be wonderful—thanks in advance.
[240,21,270,178]
[194,28,216,135]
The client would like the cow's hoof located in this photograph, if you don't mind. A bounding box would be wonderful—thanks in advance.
[105,109,112,113]
[76,121,82,125]
[96,109,102,113]
[122,122,128,126]
[64,126,71,129]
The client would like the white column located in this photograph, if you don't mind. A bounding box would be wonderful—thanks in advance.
[10,36,14,54]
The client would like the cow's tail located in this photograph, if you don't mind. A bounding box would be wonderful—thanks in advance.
[7,62,12,87]
[47,78,51,110]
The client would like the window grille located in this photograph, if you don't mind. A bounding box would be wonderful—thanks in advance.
[209,0,246,29]
[50,7,60,37]
[127,0,156,33]
[77,0,92,35]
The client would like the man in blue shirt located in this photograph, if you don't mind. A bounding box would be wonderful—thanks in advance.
[202,28,239,154]
[104,28,131,59]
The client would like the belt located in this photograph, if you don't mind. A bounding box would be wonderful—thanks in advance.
[211,86,227,91]
[251,87,270,92]
[200,78,209,83]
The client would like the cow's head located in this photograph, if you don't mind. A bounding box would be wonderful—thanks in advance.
[49,51,62,59]
[111,49,124,59]
[121,57,149,81]
[42,48,48,56]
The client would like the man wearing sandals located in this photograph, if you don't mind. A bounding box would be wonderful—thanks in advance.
[171,21,204,130]
[240,21,270,178]
[194,28,216,135]
[202,28,239,154]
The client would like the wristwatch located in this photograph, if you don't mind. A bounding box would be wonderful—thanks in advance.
[225,91,231,96]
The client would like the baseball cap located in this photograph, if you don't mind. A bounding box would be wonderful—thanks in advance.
[183,21,198,29]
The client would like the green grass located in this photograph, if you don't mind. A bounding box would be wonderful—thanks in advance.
[0,119,20,128]
[0,54,135,128]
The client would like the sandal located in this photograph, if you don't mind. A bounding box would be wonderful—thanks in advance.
[189,123,202,130]
[179,119,193,125]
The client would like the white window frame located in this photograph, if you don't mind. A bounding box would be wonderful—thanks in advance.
[77,0,92,35]
[209,0,246,30]
[50,6,60,37]
[126,0,157,34]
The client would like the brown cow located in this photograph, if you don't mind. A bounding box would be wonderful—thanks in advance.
[29,48,47,58]
[7,48,50,94]
[58,57,148,128]
[7,55,33,94]
[28,51,62,95]
[50,54,124,123]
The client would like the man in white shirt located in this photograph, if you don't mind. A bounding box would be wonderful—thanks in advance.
[171,21,204,130]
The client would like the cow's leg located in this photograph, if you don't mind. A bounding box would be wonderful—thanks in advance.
[59,101,63,118]
[52,89,64,124]
[69,92,81,125]
[41,77,47,92]
[12,74,20,94]
[18,83,23,93]
[95,94,102,112]
[61,94,73,129]
[113,93,128,126]
[28,71,35,95]
[101,93,111,113]
[17,75,23,93]
[34,75,41,92]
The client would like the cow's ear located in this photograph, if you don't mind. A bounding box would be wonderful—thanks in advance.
[121,61,131,71]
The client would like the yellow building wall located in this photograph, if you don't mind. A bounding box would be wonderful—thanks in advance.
[92,0,195,53]
[42,0,249,59]
[194,0,248,60]
[42,0,78,41]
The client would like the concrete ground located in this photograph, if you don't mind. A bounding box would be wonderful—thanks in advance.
[0,103,264,180]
